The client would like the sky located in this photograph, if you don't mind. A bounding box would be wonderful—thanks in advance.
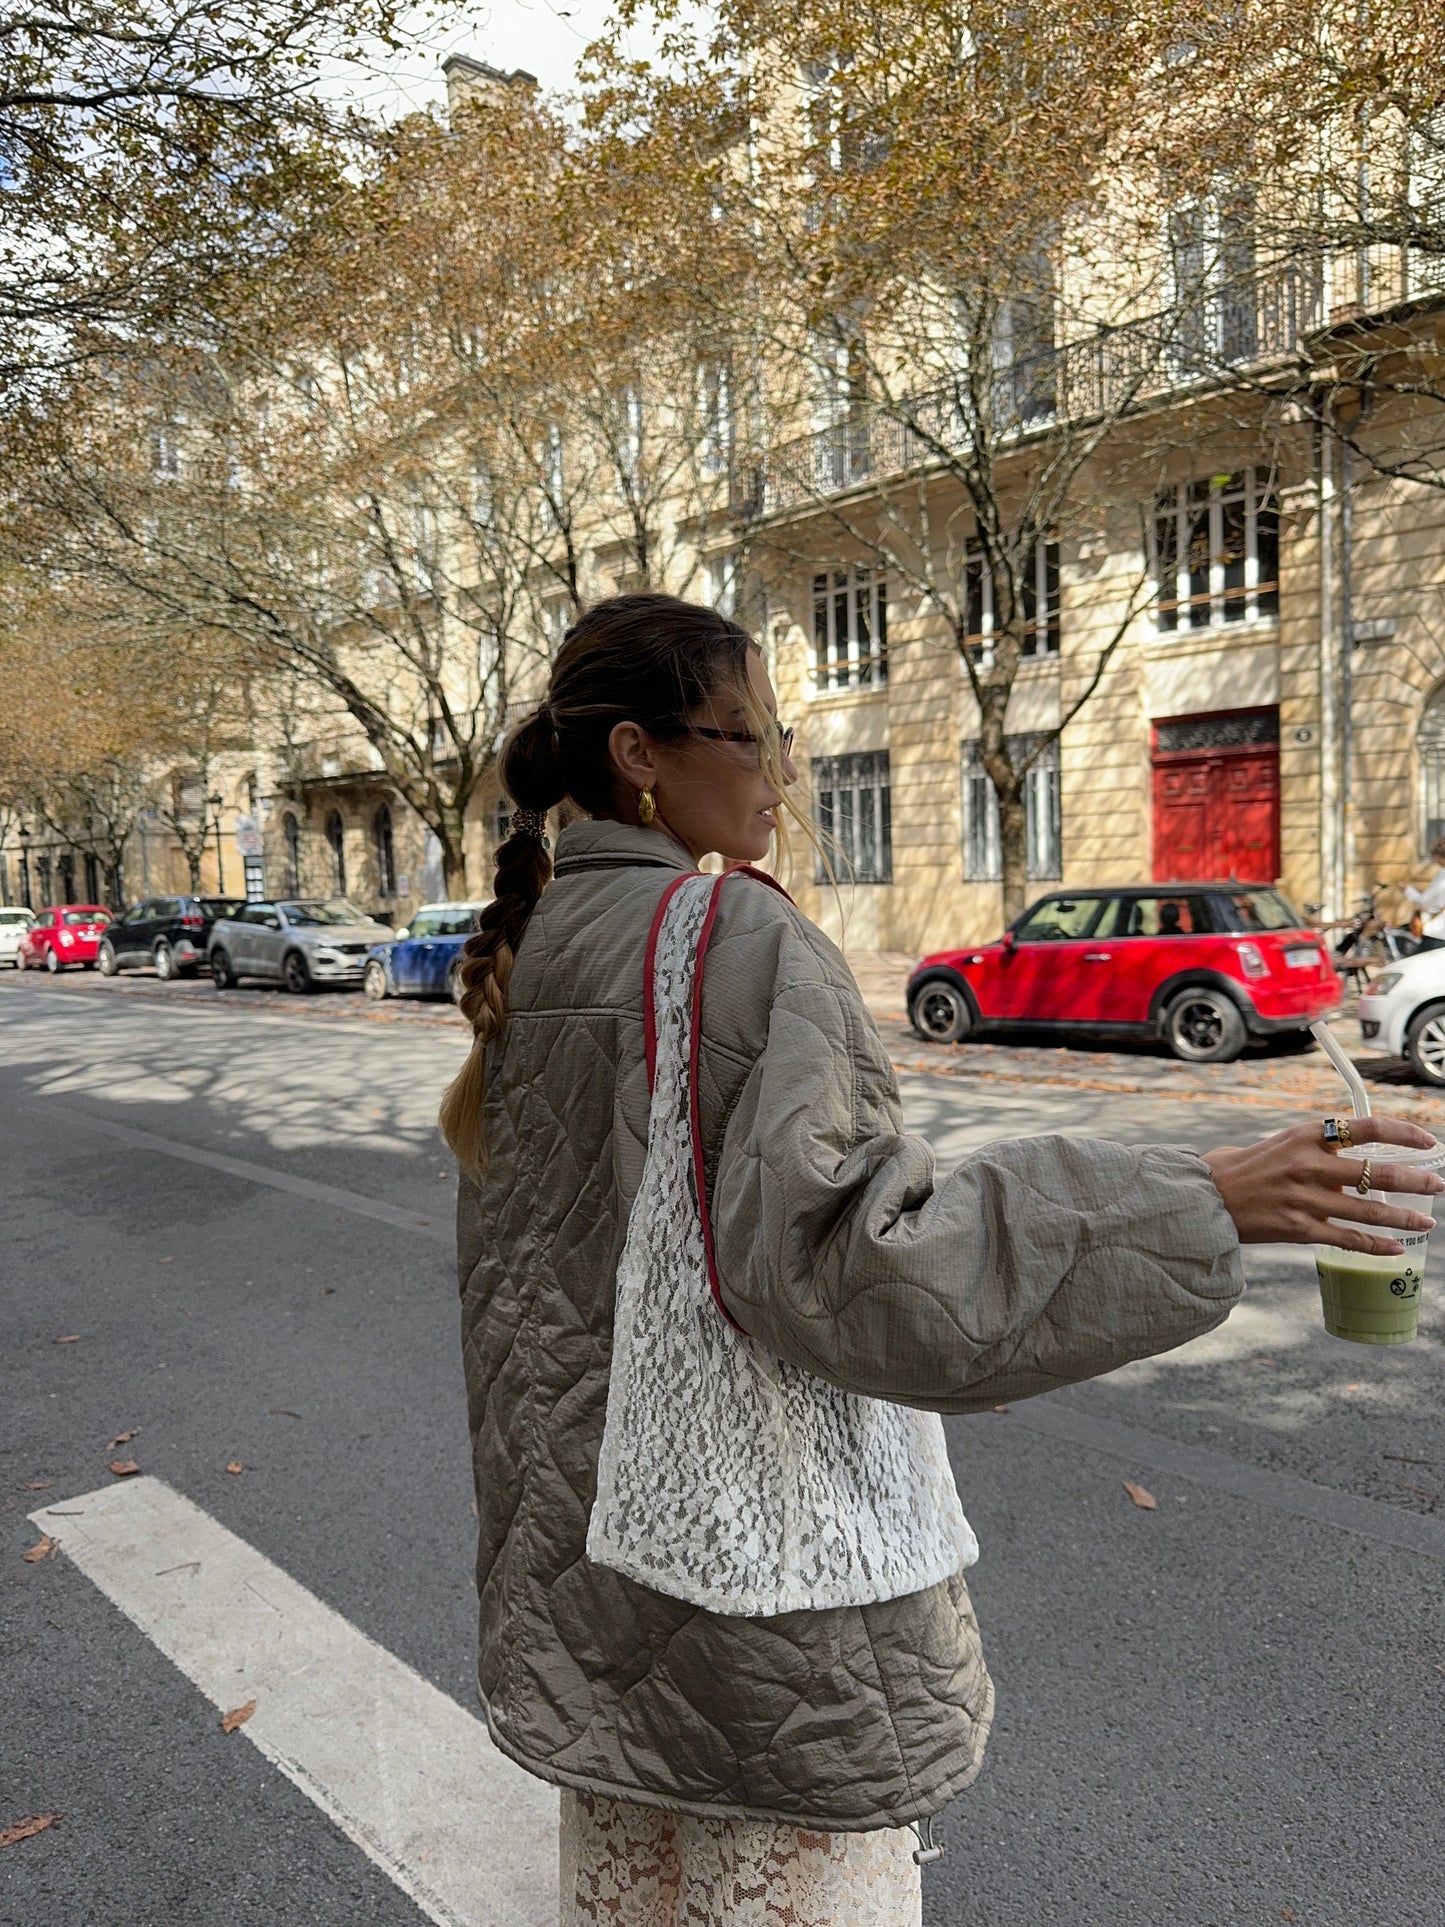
[328,0,658,120]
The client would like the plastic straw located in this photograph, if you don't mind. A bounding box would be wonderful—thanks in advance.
[1311,1019,1372,1119]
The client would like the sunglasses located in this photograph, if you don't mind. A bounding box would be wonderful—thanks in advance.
[694,722,795,760]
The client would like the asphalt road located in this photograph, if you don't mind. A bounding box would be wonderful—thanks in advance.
[3,971,1444,1926]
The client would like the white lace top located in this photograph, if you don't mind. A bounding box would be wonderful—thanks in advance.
[587,869,978,1617]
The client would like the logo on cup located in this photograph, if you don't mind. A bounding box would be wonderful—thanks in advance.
[1389,1277,1418,1298]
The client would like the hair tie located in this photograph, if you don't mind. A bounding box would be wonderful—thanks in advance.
[511,808,550,846]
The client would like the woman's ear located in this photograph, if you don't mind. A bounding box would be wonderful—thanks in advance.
[608,721,662,794]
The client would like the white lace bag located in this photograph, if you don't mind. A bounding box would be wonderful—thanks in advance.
[587,868,978,1617]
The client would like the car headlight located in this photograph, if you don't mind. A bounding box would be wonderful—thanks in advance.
[1369,971,1402,997]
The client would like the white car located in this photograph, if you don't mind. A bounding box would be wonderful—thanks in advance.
[0,905,36,966]
[1357,945,1445,1085]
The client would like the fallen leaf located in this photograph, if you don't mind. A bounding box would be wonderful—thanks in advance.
[16,1481,51,1491]
[267,1408,301,1419]
[1385,1453,1434,1465]
[992,1403,1010,1414]
[107,1459,140,1477]
[221,1699,256,1733]
[53,1335,80,1345]
[22,1535,59,1563]
[225,1460,246,1475]
[0,1813,62,1850]
[1346,1382,1360,1391]
[105,1428,139,1450]
[1282,1910,1297,1922]
[1123,1480,1158,1510]
[321,1287,335,1296]
[1402,1482,1439,1502]
[159,1256,174,1264]
[1254,1356,1277,1367]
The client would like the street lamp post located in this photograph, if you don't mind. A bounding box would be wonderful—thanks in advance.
[209,792,226,894]
[18,825,31,909]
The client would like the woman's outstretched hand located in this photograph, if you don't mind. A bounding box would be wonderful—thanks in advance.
[1202,1115,1443,1252]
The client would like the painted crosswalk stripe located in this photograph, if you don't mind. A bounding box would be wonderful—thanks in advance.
[30,1477,557,1927]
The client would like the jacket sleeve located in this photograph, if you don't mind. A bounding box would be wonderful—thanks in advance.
[708,928,1245,1414]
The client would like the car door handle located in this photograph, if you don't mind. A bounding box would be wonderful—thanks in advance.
[1083,951,1113,961]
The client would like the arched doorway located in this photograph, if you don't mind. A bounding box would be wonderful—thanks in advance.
[374,803,396,898]
[325,810,346,895]
[282,812,301,895]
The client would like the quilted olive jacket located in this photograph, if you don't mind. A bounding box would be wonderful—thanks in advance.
[457,818,1246,1832]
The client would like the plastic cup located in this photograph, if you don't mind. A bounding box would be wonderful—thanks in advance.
[1315,1138,1445,1346]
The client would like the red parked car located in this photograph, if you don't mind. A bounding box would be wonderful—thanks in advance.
[17,905,113,973]
[907,884,1343,1063]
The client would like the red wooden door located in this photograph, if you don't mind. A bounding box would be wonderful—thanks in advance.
[1152,734,1279,884]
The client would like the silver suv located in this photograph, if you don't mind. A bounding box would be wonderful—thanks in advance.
[208,898,394,994]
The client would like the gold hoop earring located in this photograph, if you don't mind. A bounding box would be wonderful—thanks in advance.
[637,787,656,827]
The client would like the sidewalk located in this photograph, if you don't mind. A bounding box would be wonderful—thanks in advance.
[839,947,1445,1121]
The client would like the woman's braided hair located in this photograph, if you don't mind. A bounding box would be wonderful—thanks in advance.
[439,591,755,1174]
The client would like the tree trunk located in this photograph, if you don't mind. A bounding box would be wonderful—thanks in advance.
[997,783,1029,924]
[440,824,468,897]
[185,842,204,892]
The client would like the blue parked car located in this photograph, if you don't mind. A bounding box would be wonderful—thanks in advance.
[363,900,488,1004]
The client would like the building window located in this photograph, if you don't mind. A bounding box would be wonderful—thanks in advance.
[58,851,76,902]
[813,751,892,883]
[964,538,1060,661]
[1420,687,1445,854]
[1168,190,1257,368]
[706,552,739,617]
[282,812,301,895]
[325,810,346,894]
[374,803,397,897]
[243,855,267,902]
[698,359,732,476]
[613,385,643,498]
[84,853,100,901]
[1154,470,1278,633]
[812,566,887,691]
[962,736,1062,882]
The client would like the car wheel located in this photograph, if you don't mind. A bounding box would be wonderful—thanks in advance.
[1164,986,1247,1064]
[910,981,972,1045]
[44,946,60,974]
[283,950,312,995]
[153,939,176,981]
[363,959,389,1002]
[210,948,237,989]
[1405,1003,1445,1087]
[96,941,118,977]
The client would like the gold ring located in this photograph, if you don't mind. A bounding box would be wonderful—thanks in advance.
[1323,1116,1353,1150]
[1356,1159,1373,1197]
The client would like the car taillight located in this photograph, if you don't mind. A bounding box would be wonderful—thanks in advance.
[1237,941,1269,979]
[180,914,204,929]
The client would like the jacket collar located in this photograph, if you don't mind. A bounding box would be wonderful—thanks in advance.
[551,817,699,878]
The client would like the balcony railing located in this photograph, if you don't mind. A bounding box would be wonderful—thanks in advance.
[732,257,1324,519]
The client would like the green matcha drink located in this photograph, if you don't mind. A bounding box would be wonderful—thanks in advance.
[1315,1138,1445,1346]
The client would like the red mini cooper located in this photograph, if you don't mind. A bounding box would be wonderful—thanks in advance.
[907,884,1343,1063]
[17,905,113,973]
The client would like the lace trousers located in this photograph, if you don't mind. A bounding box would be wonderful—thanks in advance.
[558,1788,923,1927]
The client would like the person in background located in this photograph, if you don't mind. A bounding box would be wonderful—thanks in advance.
[1404,835,1445,940]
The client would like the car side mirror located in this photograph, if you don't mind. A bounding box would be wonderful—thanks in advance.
[264,915,280,929]
[1002,929,1017,951]
[393,926,409,940]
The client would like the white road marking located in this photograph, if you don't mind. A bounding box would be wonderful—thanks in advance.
[31,1478,557,1927]
[37,1104,451,1244]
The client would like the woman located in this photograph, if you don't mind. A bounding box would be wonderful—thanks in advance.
[443,593,1438,1924]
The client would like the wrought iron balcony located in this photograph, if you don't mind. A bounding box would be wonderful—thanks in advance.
[732,257,1324,520]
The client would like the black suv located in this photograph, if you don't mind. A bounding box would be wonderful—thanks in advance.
[98,895,245,981]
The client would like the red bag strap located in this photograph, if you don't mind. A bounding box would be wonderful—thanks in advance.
[642,865,794,1332]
